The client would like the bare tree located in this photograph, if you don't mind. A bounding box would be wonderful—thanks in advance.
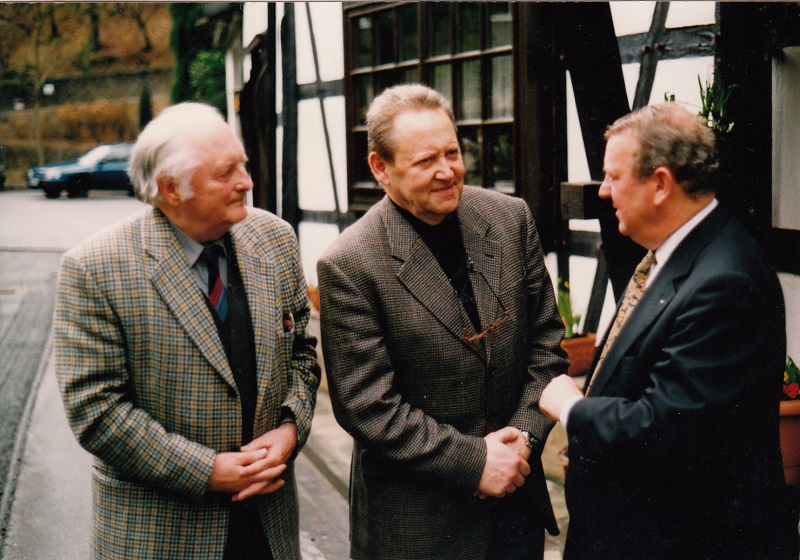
[0,4,79,163]
[114,3,154,53]
[88,3,100,52]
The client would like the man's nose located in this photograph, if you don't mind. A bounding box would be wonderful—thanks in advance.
[236,168,254,192]
[598,180,611,199]
[434,158,455,180]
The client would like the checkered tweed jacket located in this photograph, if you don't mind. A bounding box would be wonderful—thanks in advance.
[317,187,568,560]
[55,207,320,559]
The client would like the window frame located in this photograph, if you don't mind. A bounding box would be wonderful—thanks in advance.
[342,1,520,212]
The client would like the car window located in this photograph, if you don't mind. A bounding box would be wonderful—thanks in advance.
[78,145,113,166]
[104,145,132,162]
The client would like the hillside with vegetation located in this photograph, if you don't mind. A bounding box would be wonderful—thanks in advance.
[0,3,174,80]
[0,3,177,187]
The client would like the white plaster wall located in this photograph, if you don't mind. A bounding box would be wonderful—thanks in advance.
[772,46,800,231]
[297,97,348,213]
[780,273,800,362]
[295,2,344,84]
[772,48,800,362]
[609,1,715,35]
[241,2,346,285]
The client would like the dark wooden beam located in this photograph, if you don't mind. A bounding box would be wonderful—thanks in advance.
[632,2,669,109]
[281,4,299,233]
[553,2,645,300]
[296,80,343,100]
[516,3,561,253]
[617,24,716,65]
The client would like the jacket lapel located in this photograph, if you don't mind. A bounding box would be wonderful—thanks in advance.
[460,196,503,362]
[229,219,278,424]
[144,209,237,391]
[589,206,730,395]
[383,195,505,362]
[383,198,487,361]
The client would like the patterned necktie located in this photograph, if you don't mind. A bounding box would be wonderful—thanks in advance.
[586,250,656,395]
[201,245,228,322]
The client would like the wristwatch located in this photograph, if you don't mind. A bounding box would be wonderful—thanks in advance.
[520,430,539,449]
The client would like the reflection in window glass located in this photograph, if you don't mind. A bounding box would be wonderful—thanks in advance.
[376,10,394,65]
[459,60,482,120]
[491,55,513,118]
[402,66,419,84]
[488,3,512,48]
[488,129,513,188]
[374,71,396,99]
[355,16,372,68]
[456,3,480,53]
[429,3,451,56]
[460,127,482,186]
[353,133,373,184]
[431,63,453,106]
[353,75,372,125]
[398,4,419,62]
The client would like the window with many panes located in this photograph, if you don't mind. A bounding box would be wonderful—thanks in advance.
[344,2,516,210]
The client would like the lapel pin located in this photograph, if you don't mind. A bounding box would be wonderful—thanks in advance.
[282,312,295,333]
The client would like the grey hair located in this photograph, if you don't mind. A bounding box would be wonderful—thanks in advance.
[605,102,719,196]
[128,102,228,205]
[366,84,455,163]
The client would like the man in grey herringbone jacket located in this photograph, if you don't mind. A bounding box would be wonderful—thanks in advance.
[55,103,320,559]
[318,85,568,560]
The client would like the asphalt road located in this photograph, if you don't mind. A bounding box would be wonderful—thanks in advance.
[0,189,349,559]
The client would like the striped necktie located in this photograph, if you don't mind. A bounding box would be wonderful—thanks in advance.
[201,245,228,322]
[586,250,656,395]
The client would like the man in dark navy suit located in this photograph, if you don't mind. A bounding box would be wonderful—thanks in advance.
[541,102,795,560]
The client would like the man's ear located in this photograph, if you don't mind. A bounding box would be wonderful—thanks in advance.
[368,152,389,187]
[651,166,674,207]
[157,175,181,207]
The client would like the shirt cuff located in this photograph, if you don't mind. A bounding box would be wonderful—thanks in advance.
[560,394,585,432]
[280,407,296,425]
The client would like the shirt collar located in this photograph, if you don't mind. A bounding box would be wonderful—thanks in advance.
[166,220,225,267]
[649,198,718,284]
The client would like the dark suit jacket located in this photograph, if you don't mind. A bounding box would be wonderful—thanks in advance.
[564,206,793,560]
[55,207,320,559]
[318,187,568,560]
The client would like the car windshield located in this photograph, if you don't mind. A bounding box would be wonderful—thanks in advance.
[77,145,114,167]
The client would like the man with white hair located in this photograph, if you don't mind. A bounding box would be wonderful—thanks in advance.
[55,102,320,559]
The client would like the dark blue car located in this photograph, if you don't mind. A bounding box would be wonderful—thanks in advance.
[26,142,134,199]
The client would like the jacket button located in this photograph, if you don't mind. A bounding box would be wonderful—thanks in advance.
[487,365,497,377]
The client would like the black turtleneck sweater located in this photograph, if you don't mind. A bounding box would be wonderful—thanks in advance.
[392,201,482,332]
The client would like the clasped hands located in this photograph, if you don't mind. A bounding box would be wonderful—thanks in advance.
[475,426,533,500]
[207,422,297,502]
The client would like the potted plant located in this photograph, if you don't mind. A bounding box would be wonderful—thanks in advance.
[781,356,800,485]
[557,278,597,377]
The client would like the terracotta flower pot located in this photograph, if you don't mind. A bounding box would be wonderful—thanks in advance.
[779,399,800,486]
[561,333,597,377]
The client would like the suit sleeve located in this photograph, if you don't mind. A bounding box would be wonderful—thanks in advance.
[277,227,321,452]
[55,253,216,500]
[508,200,569,445]
[317,256,488,492]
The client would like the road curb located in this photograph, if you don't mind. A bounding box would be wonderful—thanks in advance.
[0,332,53,537]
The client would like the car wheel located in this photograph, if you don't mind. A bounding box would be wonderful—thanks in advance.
[66,176,89,198]
[43,185,62,199]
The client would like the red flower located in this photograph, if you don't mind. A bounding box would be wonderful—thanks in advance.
[784,383,800,400]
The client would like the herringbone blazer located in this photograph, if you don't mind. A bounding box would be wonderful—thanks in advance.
[318,187,568,560]
[55,207,320,560]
